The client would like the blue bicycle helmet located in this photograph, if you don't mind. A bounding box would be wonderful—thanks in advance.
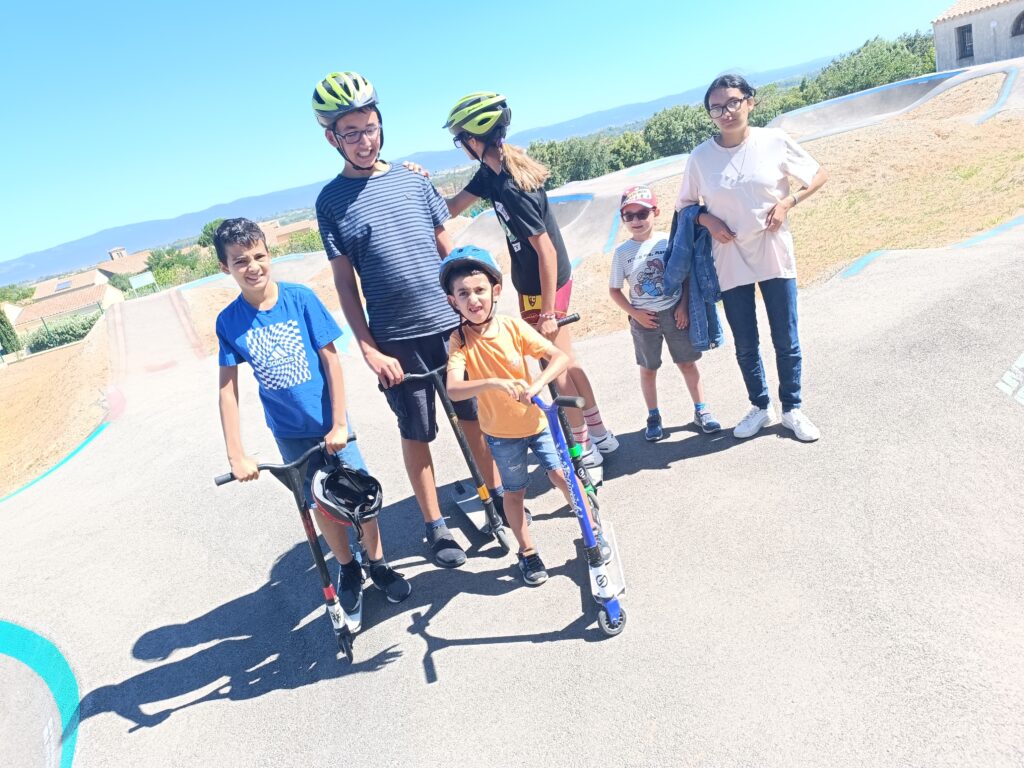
[439,246,503,293]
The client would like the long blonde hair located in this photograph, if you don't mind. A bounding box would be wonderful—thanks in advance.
[497,142,549,192]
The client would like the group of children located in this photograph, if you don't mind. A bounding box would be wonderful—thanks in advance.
[215,71,724,608]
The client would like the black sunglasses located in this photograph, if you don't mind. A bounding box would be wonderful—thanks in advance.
[621,209,652,222]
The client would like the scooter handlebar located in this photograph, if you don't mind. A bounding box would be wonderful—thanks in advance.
[557,313,579,327]
[213,434,357,486]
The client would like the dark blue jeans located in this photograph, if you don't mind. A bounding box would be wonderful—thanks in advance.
[720,278,802,413]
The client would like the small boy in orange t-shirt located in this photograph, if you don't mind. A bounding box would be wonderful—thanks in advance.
[441,247,601,586]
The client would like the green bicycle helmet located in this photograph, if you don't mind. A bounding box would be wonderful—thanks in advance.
[312,71,379,129]
[444,92,511,138]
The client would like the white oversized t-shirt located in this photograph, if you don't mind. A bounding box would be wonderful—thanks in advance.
[608,232,678,311]
[674,127,819,292]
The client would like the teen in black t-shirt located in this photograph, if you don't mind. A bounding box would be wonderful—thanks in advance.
[441,92,618,468]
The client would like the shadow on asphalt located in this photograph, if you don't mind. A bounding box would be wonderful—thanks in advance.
[75,541,401,734]
[73,488,604,732]
[599,424,751,482]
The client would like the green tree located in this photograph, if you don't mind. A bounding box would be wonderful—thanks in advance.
[0,284,34,304]
[749,83,809,127]
[642,105,715,157]
[0,305,21,353]
[800,34,936,103]
[609,131,655,170]
[197,218,226,248]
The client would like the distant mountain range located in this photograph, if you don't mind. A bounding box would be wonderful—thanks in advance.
[0,56,830,286]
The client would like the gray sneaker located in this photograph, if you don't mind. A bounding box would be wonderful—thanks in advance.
[694,408,722,434]
[426,523,467,568]
[517,551,549,586]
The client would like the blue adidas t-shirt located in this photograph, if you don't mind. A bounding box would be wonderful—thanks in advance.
[316,164,456,342]
[216,282,341,439]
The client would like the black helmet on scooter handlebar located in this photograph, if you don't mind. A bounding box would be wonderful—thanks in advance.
[311,464,383,528]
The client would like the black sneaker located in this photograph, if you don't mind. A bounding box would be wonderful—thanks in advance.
[645,413,664,442]
[369,561,411,603]
[338,559,363,614]
[517,551,549,586]
[426,523,467,568]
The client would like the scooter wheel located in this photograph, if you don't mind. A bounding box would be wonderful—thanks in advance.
[494,526,514,554]
[337,631,354,659]
[597,606,627,637]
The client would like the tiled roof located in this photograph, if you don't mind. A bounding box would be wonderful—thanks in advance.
[15,284,114,326]
[32,269,104,300]
[96,250,152,276]
[933,0,1017,23]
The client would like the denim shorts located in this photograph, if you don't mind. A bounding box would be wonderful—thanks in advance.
[484,426,563,493]
[377,330,478,442]
[275,430,366,510]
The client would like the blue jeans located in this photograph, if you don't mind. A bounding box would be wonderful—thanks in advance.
[484,427,562,493]
[720,277,802,413]
[275,431,366,510]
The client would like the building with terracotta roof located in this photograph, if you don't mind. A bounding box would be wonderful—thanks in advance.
[933,0,1024,70]
[15,282,123,334]
[32,269,108,301]
[96,249,152,277]
[259,218,318,247]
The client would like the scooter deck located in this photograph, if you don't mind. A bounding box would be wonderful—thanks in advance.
[449,480,491,534]
[328,597,362,635]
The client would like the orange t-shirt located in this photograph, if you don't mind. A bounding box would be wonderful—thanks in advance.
[447,316,556,439]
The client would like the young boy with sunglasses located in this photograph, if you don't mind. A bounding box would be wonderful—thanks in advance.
[608,186,721,441]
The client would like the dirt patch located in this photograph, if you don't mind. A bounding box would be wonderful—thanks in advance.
[0,320,110,497]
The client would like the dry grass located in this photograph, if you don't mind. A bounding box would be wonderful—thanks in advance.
[0,321,110,496]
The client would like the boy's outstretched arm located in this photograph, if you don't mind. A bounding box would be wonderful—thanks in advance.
[318,341,349,455]
[218,366,259,481]
[329,253,404,387]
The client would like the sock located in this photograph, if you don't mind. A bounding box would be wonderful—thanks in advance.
[425,517,447,532]
[488,485,504,498]
[695,402,708,412]
[648,407,660,417]
[583,407,607,438]
[571,422,591,450]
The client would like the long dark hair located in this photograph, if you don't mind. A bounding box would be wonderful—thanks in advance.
[703,74,757,111]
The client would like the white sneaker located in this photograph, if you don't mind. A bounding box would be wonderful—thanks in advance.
[781,409,820,442]
[591,430,619,454]
[581,443,604,468]
[733,406,777,439]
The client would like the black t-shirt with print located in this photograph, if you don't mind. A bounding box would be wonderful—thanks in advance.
[464,165,571,295]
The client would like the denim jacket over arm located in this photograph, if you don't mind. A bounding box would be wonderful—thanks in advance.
[663,204,724,351]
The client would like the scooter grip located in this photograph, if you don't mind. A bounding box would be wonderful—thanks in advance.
[556,313,580,327]
[554,395,585,409]
[214,473,236,486]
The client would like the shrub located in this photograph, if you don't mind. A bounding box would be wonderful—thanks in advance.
[21,311,102,353]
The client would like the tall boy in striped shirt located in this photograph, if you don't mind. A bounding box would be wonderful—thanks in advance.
[312,71,501,569]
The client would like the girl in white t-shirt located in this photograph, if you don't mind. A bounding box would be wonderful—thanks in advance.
[675,74,828,442]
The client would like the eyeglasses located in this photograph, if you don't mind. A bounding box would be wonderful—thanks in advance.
[453,134,468,149]
[621,209,652,222]
[707,97,749,119]
[333,124,381,145]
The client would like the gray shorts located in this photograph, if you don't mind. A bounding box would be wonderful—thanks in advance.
[377,330,478,442]
[630,308,702,370]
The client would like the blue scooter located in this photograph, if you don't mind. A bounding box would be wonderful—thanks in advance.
[532,394,627,636]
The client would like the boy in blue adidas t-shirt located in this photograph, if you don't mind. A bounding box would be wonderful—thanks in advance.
[312,70,502,569]
[215,217,410,607]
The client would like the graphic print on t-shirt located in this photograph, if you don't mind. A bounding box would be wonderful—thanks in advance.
[246,320,311,391]
[632,257,666,299]
[493,201,522,253]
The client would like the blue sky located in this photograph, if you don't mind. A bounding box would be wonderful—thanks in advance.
[0,0,945,261]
